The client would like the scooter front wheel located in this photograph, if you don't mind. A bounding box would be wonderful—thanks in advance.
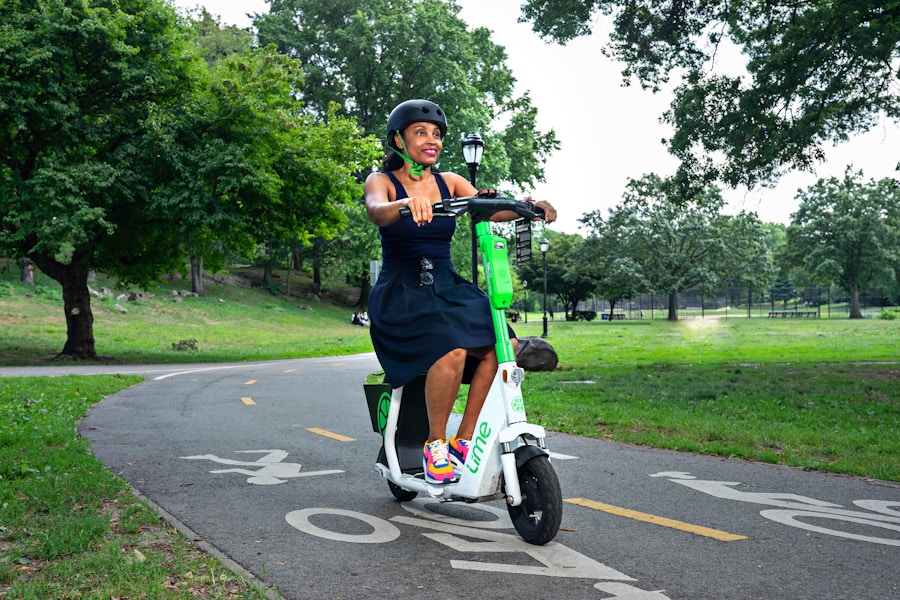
[507,455,562,545]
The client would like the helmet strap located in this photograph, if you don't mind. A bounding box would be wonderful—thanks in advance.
[391,136,425,177]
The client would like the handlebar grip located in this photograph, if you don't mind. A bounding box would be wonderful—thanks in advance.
[396,197,544,221]
[523,204,546,220]
[398,199,453,219]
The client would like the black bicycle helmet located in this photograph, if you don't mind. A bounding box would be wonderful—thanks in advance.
[386,99,447,146]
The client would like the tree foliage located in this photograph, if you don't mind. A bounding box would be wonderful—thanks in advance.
[516,230,587,319]
[0,1,380,358]
[255,0,559,190]
[186,7,255,66]
[578,220,648,319]
[149,43,380,289]
[784,169,900,318]
[255,0,559,297]
[581,174,771,320]
[0,0,202,358]
[519,0,900,189]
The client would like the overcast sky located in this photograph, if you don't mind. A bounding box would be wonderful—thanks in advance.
[172,0,900,235]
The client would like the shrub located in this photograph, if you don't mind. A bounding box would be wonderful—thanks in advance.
[170,338,199,352]
[33,285,62,301]
[568,310,597,322]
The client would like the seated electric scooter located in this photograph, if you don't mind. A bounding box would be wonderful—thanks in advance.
[364,195,562,545]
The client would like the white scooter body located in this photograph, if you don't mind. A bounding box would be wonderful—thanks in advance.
[374,359,548,506]
[369,196,562,544]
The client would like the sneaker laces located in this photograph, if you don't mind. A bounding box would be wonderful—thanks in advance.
[426,439,450,463]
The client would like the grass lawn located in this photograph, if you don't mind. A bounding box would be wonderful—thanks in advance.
[1,268,898,596]
[0,375,276,598]
[458,317,900,482]
[0,268,373,364]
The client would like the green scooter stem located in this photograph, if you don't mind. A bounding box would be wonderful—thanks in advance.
[475,220,516,364]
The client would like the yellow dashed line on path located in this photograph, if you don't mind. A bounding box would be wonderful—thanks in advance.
[565,497,747,542]
[307,428,355,442]
[244,380,257,385]
[241,397,256,406]
[283,369,296,373]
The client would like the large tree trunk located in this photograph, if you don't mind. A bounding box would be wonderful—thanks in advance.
[668,292,679,321]
[848,283,863,319]
[189,253,205,296]
[20,257,35,285]
[355,270,370,308]
[312,262,322,294]
[28,253,97,360]
[263,240,274,289]
[284,261,292,298]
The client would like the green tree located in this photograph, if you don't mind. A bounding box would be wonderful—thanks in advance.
[255,0,558,189]
[0,0,201,359]
[519,0,900,190]
[785,170,900,318]
[324,201,383,307]
[578,217,648,320]
[769,277,796,310]
[516,231,585,319]
[149,38,381,293]
[187,7,255,66]
[0,1,380,358]
[583,174,770,320]
[256,0,559,292]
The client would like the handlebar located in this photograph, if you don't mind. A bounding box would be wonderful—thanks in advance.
[398,196,546,222]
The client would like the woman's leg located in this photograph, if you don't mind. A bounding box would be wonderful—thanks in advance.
[424,347,466,442]
[456,338,518,440]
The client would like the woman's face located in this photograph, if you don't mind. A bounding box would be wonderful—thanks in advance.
[396,121,443,165]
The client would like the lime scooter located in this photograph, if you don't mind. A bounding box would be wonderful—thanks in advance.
[364,195,563,545]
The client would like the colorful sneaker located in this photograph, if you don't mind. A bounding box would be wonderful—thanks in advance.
[423,439,455,484]
[448,436,469,470]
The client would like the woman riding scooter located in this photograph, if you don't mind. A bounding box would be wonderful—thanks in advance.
[363,99,557,484]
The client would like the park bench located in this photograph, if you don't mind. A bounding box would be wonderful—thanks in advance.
[767,311,818,318]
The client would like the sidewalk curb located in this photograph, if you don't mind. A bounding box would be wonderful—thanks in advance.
[129,487,283,600]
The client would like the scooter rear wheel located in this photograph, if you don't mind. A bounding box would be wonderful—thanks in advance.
[388,480,418,502]
[507,455,562,545]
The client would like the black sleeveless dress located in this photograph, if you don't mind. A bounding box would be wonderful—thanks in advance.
[367,172,508,388]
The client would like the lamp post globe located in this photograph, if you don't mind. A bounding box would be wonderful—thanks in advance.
[461,132,484,184]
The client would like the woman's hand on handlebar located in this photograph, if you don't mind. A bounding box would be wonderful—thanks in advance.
[532,200,557,224]
[493,197,556,224]
[403,196,434,227]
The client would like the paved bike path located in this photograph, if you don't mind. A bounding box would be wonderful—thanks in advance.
[6,356,898,599]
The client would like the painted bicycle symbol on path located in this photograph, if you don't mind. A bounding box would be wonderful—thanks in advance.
[651,472,900,546]
[180,449,670,598]
[287,498,673,599]
[179,449,342,484]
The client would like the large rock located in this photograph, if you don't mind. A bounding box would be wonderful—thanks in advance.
[516,335,559,371]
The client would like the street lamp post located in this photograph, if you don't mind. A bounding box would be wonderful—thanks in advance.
[522,280,528,323]
[540,237,549,338]
[461,133,484,286]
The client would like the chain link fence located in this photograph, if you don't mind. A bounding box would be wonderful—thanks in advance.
[581,287,891,319]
